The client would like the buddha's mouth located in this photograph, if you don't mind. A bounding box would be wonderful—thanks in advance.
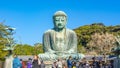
[58,24,62,26]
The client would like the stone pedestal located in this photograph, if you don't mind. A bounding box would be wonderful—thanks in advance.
[44,61,53,68]
[45,64,52,68]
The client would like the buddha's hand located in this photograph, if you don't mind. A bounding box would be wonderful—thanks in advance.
[55,51,69,54]
[67,49,75,54]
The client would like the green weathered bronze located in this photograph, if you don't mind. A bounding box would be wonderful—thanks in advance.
[38,11,84,60]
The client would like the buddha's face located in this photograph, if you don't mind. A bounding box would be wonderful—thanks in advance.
[54,16,67,29]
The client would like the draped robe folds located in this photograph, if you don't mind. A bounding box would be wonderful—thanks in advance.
[38,28,84,60]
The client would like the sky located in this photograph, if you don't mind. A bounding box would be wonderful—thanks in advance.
[0,0,120,45]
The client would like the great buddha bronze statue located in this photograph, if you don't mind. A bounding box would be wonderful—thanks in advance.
[38,11,84,61]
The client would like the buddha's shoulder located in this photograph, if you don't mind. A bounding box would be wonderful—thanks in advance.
[44,29,54,34]
[66,28,76,34]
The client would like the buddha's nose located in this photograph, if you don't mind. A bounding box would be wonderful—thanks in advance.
[58,20,62,25]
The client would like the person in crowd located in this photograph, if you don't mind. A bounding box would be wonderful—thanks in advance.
[79,61,83,68]
[27,58,32,68]
[71,61,76,68]
[92,57,100,68]
[81,58,86,68]
[110,60,114,68]
[40,60,45,68]
[98,60,103,68]
[20,59,26,68]
[76,61,80,68]
[52,61,58,68]
[32,55,41,68]
[67,56,72,68]
[85,61,90,68]
[57,58,63,68]
[62,58,67,68]
[13,55,22,68]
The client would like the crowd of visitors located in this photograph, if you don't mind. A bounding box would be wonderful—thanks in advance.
[13,55,45,68]
[12,55,113,68]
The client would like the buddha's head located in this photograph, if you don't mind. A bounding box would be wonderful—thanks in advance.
[53,11,67,30]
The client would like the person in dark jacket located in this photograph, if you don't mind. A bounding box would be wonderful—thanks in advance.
[67,56,72,68]
[92,57,100,68]
[32,55,41,68]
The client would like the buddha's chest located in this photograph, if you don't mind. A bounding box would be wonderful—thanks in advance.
[53,31,67,51]
[56,33,65,43]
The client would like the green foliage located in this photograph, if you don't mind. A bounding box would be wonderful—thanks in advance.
[14,44,33,55]
[74,23,120,55]
[13,43,43,55]
[77,45,86,53]
[0,45,8,61]
[74,24,106,46]
[33,44,43,55]
[0,23,13,60]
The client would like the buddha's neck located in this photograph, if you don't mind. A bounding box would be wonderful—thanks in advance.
[55,28,65,32]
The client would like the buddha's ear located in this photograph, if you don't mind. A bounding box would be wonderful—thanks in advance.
[64,16,67,24]
[53,21,56,28]
[52,16,56,27]
[64,17,67,25]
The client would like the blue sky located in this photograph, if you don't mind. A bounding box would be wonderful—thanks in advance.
[0,0,120,45]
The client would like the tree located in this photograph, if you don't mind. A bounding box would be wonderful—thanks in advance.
[77,44,86,53]
[74,24,106,47]
[87,32,116,54]
[0,23,13,60]
[14,44,34,55]
[33,43,43,55]
[13,43,43,55]
[87,32,116,62]
[74,23,120,54]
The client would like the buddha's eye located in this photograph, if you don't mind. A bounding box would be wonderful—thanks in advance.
[55,20,59,21]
